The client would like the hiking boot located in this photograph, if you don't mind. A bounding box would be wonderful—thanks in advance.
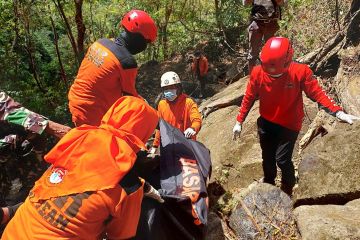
[280,183,294,196]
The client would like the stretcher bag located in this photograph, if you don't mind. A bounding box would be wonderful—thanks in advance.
[134,119,211,240]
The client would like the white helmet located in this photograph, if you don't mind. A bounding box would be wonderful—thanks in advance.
[160,71,181,87]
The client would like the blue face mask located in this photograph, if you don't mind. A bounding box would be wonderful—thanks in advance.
[164,89,177,101]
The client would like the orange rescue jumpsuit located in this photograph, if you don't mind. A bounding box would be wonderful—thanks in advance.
[68,38,139,127]
[153,93,202,147]
[1,96,158,240]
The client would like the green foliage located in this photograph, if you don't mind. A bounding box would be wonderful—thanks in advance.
[0,0,350,125]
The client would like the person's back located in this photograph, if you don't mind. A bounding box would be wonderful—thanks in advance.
[2,185,141,240]
[68,39,138,126]
[68,10,157,127]
[244,0,285,73]
[1,96,159,240]
[250,0,281,20]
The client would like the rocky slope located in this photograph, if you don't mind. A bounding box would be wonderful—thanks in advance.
[199,14,360,240]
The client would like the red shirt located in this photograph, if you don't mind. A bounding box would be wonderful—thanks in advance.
[237,62,342,131]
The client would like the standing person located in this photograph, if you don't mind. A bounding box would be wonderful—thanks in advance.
[1,96,159,240]
[151,71,202,152]
[191,50,209,98]
[232,37,360,195]
[68,10,157,127]
[243,0,285,73]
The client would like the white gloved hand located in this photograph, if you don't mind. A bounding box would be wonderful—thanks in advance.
[149,147,157,154]
[184,128,196,138]
[232,121,242,141]
[144,184,164,203]
[336,111,360,124]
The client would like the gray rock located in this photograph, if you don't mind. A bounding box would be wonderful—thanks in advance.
[229,183,298,240]
[334,47,360,117]
[206,212,226,240]
[294,199,360,239]
[294,123,360,206]
[197,104,263,192]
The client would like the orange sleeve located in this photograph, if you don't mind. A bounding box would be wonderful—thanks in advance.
[152,129,161,148]
[106,186,144,240]
[152,101,164,148]
[120,68,139,97]
[203,57,209,74]
[200,57,208,76]
[188,100,202,133]
[191,61,196,72]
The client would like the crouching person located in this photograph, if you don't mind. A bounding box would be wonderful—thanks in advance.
[1,96,158,240]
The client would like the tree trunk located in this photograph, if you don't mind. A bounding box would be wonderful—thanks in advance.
[53,0,80,65]
[74,0,86,60]
[162,0,174,60]
[21,3,46,93]
[49,10,68,87]
[12,0,20,79]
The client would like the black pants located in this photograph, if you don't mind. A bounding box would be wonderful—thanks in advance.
[196,74,207,96]
[257,117,299,187]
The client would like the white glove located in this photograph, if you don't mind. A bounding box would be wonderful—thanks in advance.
[232,121,242,141]
[144,185,164,203]
[149,147,157,154]
[336,111,360,124]
[184,128,196,138]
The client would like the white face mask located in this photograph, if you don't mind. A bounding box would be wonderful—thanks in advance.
[163,89,177,101]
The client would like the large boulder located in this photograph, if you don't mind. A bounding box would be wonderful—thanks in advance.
[198,77,262,192]
[229,183,299,240]
[197,103,263,192]
[199,76,248,117]
[334,46,360,116]
[294,122,360,206]
[294,199,360,239]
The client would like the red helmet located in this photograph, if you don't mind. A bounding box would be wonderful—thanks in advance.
[260,37,294,76]
[121,10,157,43]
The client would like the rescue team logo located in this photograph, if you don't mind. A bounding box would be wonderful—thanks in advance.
[86,43,108,67]
[31,192,91,231]
[49,167,67,184]
[179,158,202,225]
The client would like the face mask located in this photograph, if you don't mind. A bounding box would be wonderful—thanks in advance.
[164,89,177,101]
[118,31,147,55]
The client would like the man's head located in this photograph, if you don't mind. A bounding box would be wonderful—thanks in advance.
[120,10,157,54]
[260,37,294,77]
[160,71,182,101]
[194,50,202,59]
[101,96,158,145]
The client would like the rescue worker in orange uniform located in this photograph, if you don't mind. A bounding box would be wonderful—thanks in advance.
[151,72,202,152]
[191,51,209,98]
[1,96,159,240]
[232,37,360,195]
[68,10,157,127]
